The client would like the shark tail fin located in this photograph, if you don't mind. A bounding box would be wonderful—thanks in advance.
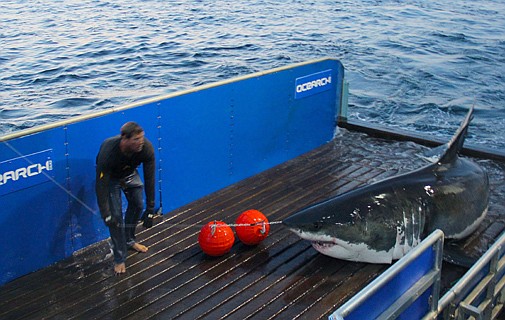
[437,105,474,165]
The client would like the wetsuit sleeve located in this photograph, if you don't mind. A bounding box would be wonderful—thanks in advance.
[143,141,156,210]
[95,148,111,219]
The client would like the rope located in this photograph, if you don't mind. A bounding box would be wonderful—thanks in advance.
[228,221,283,227]
[119,220,284,228]
[2,140,284,230]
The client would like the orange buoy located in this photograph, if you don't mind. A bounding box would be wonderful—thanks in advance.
[198,220,235,256]
[235,209,270,245]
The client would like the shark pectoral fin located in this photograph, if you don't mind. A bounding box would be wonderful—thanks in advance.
[443,241,479,268]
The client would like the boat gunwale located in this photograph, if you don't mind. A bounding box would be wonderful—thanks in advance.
[339,118,505,162]
[0,57,341,143]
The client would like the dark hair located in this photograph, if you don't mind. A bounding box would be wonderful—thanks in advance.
[120,122,144,139]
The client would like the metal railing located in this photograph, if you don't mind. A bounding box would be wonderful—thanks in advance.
[424,231,505,320]
[329,230,444,320]
[329,229,505,320]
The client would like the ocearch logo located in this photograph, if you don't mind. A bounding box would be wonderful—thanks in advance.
[0,160,53,186]
[0,149,54,195]
[295,69,333,99]
[296,75,332,93]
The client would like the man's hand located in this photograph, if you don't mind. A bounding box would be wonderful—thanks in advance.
[104,215,119,227]
[142,209,155,228]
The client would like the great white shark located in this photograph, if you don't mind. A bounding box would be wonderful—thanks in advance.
[283,106,489,264]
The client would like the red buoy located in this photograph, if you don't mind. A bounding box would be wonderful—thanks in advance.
[235,209,270,245]
[198,220,235,256]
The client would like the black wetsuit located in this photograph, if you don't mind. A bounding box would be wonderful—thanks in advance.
[95,135,155,264]
[95,135,155,217]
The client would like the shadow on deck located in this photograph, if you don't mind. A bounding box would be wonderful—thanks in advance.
[1,129,504,319]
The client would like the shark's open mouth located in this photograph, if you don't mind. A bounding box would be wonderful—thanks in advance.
[289,229,393,263]
[311,239,359,261]
[311,240,353,258]
[312,241,338,249]
[288,229,345,252]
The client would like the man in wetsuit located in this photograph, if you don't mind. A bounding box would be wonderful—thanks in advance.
[95,121,155,274]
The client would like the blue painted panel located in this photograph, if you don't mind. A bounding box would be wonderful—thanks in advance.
[0,58,345,284]
[231,68,337,178]
[0,128,68,284]
[288,66,341,156]
[230,75,293,179]
[344,246,435,320]
[159,90,231,210]
[160,59,344,211]
[398,288,432,319]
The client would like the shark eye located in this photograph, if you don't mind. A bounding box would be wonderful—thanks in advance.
[313,221,323,230]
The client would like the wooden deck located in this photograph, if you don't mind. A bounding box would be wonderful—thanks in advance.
[1,129,504,319]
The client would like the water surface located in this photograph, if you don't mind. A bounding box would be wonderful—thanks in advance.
[1,0,504,149]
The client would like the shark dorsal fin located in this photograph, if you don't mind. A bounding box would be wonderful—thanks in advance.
[437,106,474,165]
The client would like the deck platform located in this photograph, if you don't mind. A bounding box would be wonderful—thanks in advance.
[1,129,504,319]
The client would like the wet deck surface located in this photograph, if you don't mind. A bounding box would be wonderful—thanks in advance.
[1,129,504,319]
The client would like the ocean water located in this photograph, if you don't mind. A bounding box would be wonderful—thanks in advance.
[1,0,504,149]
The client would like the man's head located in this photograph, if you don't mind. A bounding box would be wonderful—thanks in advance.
[120,122,145,153]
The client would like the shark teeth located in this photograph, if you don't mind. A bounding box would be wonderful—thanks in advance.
[313,241,336,248]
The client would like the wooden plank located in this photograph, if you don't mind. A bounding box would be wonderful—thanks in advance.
[0,129,503,320]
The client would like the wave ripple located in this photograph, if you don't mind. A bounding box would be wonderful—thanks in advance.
[1,0,504,149]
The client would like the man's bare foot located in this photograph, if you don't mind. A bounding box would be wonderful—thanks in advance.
[114,263,126,275]
[131,243,148,253]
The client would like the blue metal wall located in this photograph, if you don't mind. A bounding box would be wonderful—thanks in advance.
[0,58,344,285]
[329,230,444,320]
